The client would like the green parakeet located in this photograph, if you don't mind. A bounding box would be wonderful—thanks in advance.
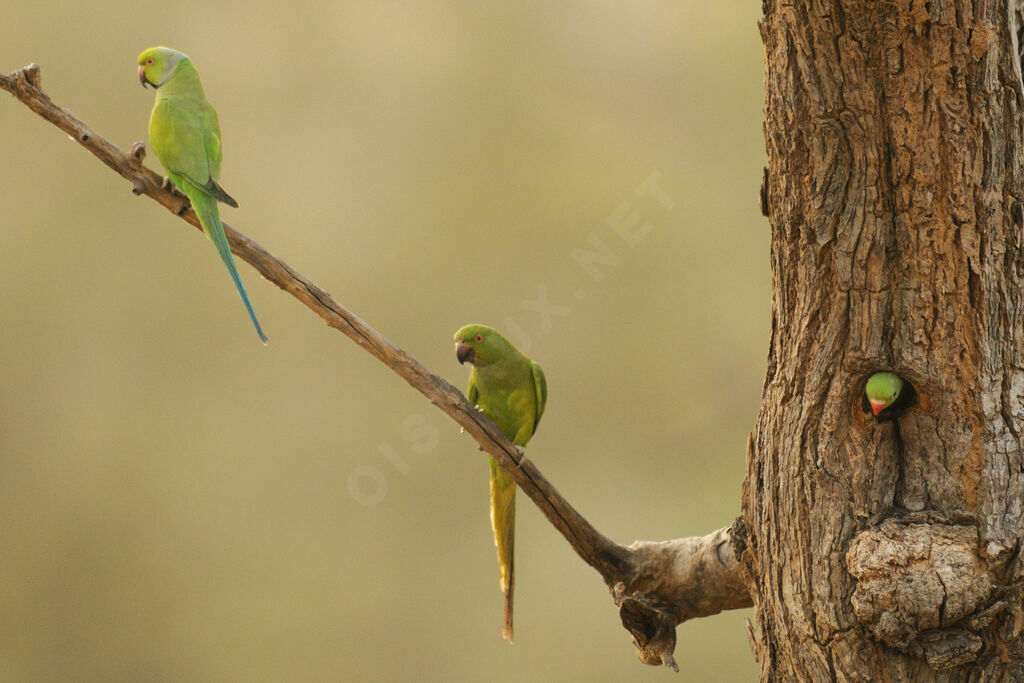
[866,372,904,416]
[137,47,267,343]
[454,324,547,643]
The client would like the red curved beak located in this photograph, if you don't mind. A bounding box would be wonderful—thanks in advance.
[869,398,887,416]
[138,65,150,88]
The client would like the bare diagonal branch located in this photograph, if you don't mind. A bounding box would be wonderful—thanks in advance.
[1,62,751,669]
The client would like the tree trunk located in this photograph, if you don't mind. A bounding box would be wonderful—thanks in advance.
[745,0,1024,678]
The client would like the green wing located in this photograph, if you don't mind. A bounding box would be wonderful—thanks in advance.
[202,106,224,180]
[530,361,547,435]
[181,173,238,207]
[189,106,238,206]
[467,377,479,407]
[150,98,237,206]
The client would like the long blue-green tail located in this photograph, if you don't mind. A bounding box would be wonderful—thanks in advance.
[190,193,268,344]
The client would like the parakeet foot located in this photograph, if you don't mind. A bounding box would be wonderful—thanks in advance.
[513,445,529,469]
[462,405,485,434]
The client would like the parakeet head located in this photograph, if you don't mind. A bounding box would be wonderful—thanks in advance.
[866,372,904,416]
[454,324,518,367]
[137,47,188,89]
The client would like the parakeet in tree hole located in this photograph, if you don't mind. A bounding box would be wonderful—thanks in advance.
[455,324,547,643]
[866,372,904,417]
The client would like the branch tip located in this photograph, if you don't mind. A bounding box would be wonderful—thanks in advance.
[23,63,41,88]
[129,142,146,166]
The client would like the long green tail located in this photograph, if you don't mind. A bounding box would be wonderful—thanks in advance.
[190,193,268,343]
[489,457,516,643]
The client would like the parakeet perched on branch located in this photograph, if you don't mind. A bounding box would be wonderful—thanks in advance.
[138,46,267,343]
[866,372,904,416]
[454,324,547,643]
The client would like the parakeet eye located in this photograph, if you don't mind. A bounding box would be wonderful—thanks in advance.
[145,58,154,65]
[474,334,484,343]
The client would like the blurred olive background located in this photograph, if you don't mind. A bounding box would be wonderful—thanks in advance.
[1,2,767,681]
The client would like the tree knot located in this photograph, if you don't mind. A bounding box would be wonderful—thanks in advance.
[14,64,42,97]
[613,583,679,672]
[846,517,994,668]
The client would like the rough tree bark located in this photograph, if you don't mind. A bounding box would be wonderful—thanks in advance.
[744,0,1024,679]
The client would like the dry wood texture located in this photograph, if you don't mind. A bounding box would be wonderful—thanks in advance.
[747,0,1024,678]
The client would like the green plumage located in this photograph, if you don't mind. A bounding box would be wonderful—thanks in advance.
[866,371,904,416]
[455,324,546,643]
[138,47,267,343]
